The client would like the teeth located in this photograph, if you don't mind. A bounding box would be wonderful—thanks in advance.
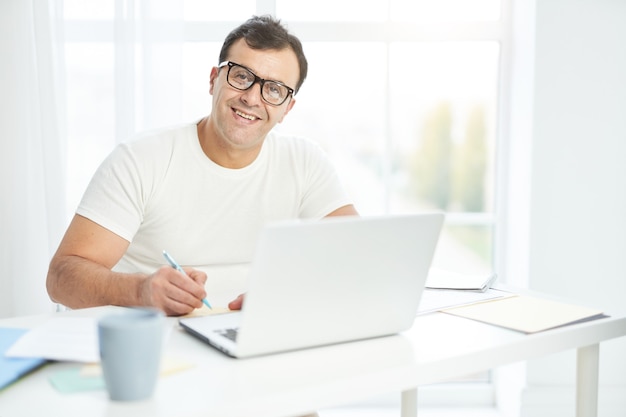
[235,109,256,120]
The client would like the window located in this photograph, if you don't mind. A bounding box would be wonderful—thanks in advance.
[61,0,507,406]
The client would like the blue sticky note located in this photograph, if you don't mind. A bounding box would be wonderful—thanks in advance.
[0,328,47,390]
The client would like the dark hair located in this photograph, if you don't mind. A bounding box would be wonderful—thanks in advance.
[219,15,308,94]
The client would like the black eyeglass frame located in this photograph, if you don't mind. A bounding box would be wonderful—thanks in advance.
[217,61,295,106]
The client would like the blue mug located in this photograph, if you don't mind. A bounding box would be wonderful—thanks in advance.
[98,308,164,401]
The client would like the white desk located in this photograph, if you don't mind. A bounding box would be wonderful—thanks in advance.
[1,303,625,417]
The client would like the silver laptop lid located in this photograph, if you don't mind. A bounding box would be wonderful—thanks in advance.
[230,213,444,357]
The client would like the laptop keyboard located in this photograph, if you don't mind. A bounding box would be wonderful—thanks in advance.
[215,327,239,342]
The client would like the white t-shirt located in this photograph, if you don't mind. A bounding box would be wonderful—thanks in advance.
[77,122,352,305]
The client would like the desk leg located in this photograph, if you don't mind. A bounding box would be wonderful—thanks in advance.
[576,343,599,417]
[401,388,418,417]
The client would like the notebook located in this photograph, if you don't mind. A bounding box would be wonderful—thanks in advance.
[0,328,47,390]
[426,268,498,292]
[179,213,444,358]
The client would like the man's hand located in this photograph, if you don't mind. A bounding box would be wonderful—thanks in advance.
[228,293,245,310]
[140,266,208,316]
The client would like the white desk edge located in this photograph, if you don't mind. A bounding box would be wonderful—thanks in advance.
[0,302,625,417]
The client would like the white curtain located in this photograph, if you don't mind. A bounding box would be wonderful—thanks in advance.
[0,0,66,317]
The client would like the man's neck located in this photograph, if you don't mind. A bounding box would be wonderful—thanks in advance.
[196,116,262,169]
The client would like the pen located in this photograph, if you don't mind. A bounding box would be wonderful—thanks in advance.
[162,250,212,309]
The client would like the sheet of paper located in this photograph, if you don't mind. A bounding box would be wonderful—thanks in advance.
[418,288,511,315]
[6,317,175,363]
[442,295,606,333]
[6,318,99,362]
[182,305,232,318]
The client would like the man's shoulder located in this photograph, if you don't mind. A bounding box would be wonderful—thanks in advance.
[107,122,198,172]
[126,121,197,147]
[113,122,197,162]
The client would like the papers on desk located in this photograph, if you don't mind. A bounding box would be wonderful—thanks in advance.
[6,318,100,363]
[5,315,193,394]
[418,268,507,314]
[6,316,177,364]
[426,268,497,292]
[0,328,47,390]
[418,288,511,315]
[442,295,607,333]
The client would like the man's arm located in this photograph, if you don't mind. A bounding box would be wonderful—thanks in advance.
[325,204,359,217]
[46,214,207,316]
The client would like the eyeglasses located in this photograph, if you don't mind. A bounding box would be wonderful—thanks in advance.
[218,61,295,106]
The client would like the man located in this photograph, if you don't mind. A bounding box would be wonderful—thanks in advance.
[46,15,357,317]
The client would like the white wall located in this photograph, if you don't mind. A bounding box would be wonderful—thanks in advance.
[521,0,626,415]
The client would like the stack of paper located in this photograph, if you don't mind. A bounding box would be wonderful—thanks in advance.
[426,268,498,292]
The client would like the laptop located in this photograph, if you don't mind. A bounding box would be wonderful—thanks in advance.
[179,213,444,358]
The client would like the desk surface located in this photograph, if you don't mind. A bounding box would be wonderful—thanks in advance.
[1,304,625,417]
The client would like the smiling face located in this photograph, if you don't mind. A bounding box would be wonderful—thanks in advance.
[202,39,300,168]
